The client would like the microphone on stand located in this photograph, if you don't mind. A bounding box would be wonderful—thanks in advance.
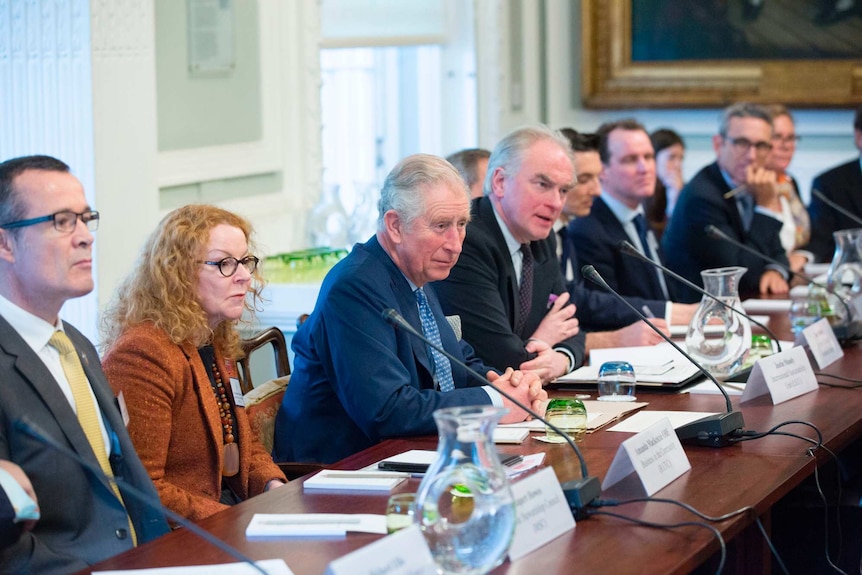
[581,265,746,448]
[380,308,602,518]
[13,417,271,575]
[616,240,782,354]
[812,189,862,227]
[705,225,861,342]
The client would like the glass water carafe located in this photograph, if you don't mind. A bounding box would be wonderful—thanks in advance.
[685,266,751,378]
[414,406,516,575]
[827,228,862,298]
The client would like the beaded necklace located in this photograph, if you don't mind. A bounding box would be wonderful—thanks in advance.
[211,361,239,477]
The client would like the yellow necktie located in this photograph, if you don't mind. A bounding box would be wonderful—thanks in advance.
[49,331,137,546]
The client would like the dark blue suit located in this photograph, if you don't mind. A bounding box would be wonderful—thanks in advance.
[807,158,862,263]
[0,488,19,552]
[662,162,788,302]
[273,236,494,464]
[567,197,673,302]
[557,225,666,331]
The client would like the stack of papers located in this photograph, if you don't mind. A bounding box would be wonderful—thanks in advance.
[493,427,530,444]
[557,342,701,386]
[607,411,718,433]
[246,514,387,538]
[741,299,792,313]
[95,559,293,575]
[498,400,647,432]
[302,470,408,492]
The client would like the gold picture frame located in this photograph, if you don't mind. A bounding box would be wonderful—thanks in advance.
[582,0,862,108]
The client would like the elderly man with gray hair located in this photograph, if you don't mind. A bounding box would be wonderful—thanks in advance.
[662,102,790,302]
[274,153,546,464]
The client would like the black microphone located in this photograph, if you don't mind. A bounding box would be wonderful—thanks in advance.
[617,240,782,354]
[380,308,601,518]
[704,225,819,284]
[581,265,745,448]
[812,189,862,227]
[13,417,271,575]
[705,225,860,341]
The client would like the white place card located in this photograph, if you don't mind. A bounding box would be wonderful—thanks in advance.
[798,318,844,369]
[324,524,437,575]
[740,346,818,405]
[508,467,576,561]
[602,417,691,496]
[245,513,387,538]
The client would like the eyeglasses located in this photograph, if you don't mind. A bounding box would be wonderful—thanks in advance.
[0,210,99,233]
[201,255,260,277]
[725,137,772,155]
[772,134,801,145]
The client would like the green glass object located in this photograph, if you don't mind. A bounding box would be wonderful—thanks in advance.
[545,398,587,443]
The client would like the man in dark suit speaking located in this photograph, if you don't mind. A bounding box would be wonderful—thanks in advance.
[807,105,862,263]
[435,126,585,384]
[274,154,546,464]
[0,155,168,573]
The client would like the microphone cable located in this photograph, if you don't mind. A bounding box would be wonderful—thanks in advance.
[14,417,272,575]
[381,307,602,518]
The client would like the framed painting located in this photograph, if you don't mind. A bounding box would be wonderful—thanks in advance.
[581,0,862,108]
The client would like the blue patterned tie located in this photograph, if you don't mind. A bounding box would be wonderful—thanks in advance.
[415,288,455,392]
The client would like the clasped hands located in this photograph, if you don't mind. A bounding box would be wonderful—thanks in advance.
[487,368,548,424]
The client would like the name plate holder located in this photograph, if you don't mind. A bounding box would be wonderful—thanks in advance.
[324,524,436,575]
[740,346,818,405]
[602,417,691,496]
[797,318,844,369]
[508,466,576,561]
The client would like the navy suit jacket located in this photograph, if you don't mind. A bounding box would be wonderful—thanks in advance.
[273,236,494,464]
[808,158,862,262]
[557,225,666,331]
[0,317,169,574]
[662,162,788,302]
[0,487,18,552]
[567,196,674,302]
[435,197,585,372]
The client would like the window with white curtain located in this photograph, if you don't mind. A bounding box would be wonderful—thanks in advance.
[316,0,477,248]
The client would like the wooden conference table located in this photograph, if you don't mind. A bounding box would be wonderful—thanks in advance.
[78,312,862,575]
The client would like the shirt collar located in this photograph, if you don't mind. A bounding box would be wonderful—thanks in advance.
[0,293,63,353]
[491,202,523,258]
[601,190,644,224]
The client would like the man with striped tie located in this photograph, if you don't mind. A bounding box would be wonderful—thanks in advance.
[274,154,546,464]
[0,155,168,574]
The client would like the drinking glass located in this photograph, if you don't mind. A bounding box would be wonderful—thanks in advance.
[545,398,587,443]
[385,493,416,534]
[597,361,637,402]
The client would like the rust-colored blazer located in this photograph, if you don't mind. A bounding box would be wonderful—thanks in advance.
[102,322,286,521]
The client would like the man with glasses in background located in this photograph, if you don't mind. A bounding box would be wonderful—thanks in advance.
[662,103,790,302]
[0,155,168,573]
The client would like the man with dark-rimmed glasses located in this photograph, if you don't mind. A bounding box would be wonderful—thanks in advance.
[0,155,168,573]
[662,103,790,302]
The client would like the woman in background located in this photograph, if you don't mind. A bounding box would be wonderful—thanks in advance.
[102,205,286,521]
[765,104,811,272]
[646,128,685,241]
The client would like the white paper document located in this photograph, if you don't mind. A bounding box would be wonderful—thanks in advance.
[683,380,745,396]
[607,411,718,433]
[246,514,387,538]
[95,559,294,575]
[557,342,700,385]
[741,299,792,313]
[303,470,408,492]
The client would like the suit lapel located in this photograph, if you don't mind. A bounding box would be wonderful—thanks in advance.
[0,317,113,492]
[475,197,518,329]
[180,341,223,461]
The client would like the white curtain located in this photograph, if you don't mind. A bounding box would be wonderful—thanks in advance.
[0,0,99,342]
